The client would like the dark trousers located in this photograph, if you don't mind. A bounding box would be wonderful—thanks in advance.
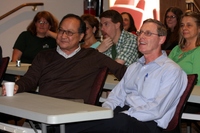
[0,113,22,124]
[56,106,162,133]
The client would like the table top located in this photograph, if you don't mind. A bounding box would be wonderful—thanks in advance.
[0,93,113,124]
[6,62,31,76]
[103,74,119,90]
[188,85,200,104]
[104,74,200,104]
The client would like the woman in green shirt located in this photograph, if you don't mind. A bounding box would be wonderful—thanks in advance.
[169,11,200,86]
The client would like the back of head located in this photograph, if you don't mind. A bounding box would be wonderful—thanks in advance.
[81,14,99,37]
[100,10,123,31]
[143,19,167,37]
[59,14,86,34]
[27,11,59,35]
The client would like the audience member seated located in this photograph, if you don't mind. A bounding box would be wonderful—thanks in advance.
[2,14,127,104]
[169,11,200,117]
[162,7,183,50]
[169,11,200,86]
[11,11,58,64]
[0,46,23,125]
[97,10,138,66]
[80,14,101,49]
[57,18,187,133]
[4,11,59,82]
[121,12,137,35]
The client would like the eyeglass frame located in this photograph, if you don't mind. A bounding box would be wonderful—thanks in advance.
[136,30,160,37]
[166,15,176,19]
[58,28,80,36]
[37,20,49,25]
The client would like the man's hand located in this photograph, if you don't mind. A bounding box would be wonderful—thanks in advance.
[97,37,113,53]
[2,84,19,96]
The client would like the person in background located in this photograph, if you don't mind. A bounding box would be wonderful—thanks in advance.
[2,13,127,103]
[121,12,137,35]
[1,11,59,124]
[80,14,101,49]
[59,18,187,133]
[169,11,200,122]
[0,46,2,65]
[162,7,183,50]
[169,11,200,86]
[97,10,138,66]
[11,11,59,64]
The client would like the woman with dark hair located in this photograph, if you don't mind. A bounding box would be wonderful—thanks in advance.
[80,14,100,48]
[162,7,183,50]
[11,11,59,64]
[121,12,137,35]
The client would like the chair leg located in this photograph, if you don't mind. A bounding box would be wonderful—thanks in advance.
[185,121,200,133]
[28,120,39,133]
[186,125,191,133]
[193,121,200,132]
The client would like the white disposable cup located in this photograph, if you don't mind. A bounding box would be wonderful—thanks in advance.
[4,82,15,96]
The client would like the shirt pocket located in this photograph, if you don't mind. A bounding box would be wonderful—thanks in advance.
[140,78,159,100]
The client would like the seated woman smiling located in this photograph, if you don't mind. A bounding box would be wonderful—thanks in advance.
[169,11,200,86]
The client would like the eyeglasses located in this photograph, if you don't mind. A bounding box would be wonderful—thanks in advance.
[136,30,160,37]
[58,28,79,36]
[37,20,49,25]
[166,15,176,19]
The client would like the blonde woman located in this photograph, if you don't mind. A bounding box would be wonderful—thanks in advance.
[169,11,200,85]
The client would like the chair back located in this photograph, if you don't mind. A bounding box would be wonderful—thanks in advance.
[165,50,171,56]
[0,57,10,84]
[86,67,109,106]
[163,74,197,132]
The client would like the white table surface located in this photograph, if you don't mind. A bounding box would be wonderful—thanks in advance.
[0,93,113,133]
[188,85,200,103]
[0,122,41,133]
[103,74,119,90]
[6,62,31,76]
[182,85,200,121]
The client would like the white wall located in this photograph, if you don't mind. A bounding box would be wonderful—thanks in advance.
[109,0,160,30]
[0,0,109,59]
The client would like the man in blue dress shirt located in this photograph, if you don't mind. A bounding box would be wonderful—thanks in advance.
[62,18,187,133]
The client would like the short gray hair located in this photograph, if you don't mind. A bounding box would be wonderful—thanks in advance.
[143,18,167,36]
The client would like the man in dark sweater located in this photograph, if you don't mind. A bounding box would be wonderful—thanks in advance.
[2,14,127,103]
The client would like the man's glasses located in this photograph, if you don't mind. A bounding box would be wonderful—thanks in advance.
[37,20,49,25]
[136,30,160,37]
[166,15,176,19]
[58,28,79,36]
